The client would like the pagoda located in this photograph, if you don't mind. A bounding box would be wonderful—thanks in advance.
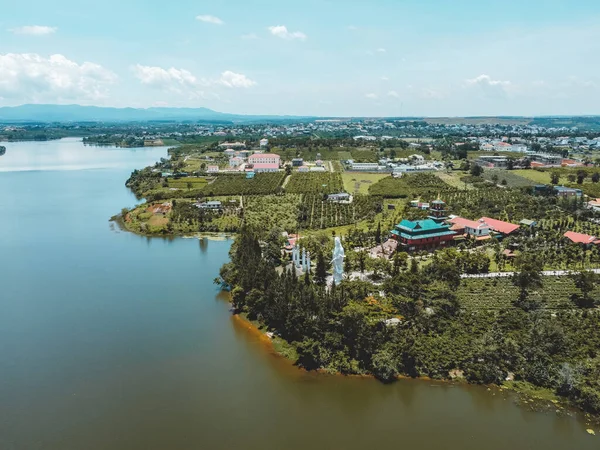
[428,196,448,223]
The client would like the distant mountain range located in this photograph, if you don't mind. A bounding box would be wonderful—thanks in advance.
[0,104,314,124]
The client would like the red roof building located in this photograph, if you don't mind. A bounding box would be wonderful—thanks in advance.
[564,231,600,245]
[480,217,519,235]
[448,217,491,237]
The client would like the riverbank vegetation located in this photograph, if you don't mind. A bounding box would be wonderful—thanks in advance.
[218,228,600,416]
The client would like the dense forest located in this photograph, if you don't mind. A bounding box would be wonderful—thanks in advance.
[218,228,600,415]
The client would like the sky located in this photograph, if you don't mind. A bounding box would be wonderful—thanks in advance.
[1,0,600,117]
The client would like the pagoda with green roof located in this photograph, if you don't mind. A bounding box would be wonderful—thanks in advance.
[390,218,456,251]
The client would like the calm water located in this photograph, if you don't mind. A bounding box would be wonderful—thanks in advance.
[0,139,596,450]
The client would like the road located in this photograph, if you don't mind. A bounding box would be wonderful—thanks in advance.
[460,269,600,279]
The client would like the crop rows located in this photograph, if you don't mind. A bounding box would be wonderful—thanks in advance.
[285,173,344,194]
[202,173,285,196]
[368,173,454,198]
[298,194,381,229]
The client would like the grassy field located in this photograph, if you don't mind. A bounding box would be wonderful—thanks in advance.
[515,169,552,184]
[482,170,536,188]
[436,171,474,190]
[342,172,388,194]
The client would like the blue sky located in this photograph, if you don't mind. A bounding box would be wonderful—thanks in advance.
[1,0,599,116]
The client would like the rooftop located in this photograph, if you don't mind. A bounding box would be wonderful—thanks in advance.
[480,217,519,235]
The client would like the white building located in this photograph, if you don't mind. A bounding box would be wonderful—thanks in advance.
[248,153,281,165]
[260,138,269,148]
[207,165,219,174]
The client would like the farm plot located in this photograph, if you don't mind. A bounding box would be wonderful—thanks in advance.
[457,276,596,311]
[243,195,301,232]
[297,194,381,229]
[202,173,285,196]
[342,173,388,194]
[285,173,344,194]
[369,173,454,198]
[482,170,536,188]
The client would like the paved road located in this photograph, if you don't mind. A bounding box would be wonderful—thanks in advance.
[461,269,600,279]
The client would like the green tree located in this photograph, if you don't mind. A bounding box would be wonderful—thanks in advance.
[551,172,560,185]
[570,270,598,308]
[315,252,328,286]
[470,164,483,177]
[512,253,544,308]
[592,172,600,183]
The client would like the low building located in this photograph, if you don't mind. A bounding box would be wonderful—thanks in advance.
[448,217,491,238]
[587,198,600,211]
[219,141,246,148]
[389,219,456,251]
[229,157,244,168]
[519,219,537,229]
[195,201,222,210]
[554,186,583,198]
[476,155,508,168]
[223,149,236,157]
[297,165,309,173]
[246,171,255,179]
[564,231,600,246]
[309,166,327,172]
[251,163,280,173]
[291,158,304,167]
[480,217,519,235]
[327,193,351,202]
[260,138,269,148]
[349,162,382,171]
[207,165,219,174]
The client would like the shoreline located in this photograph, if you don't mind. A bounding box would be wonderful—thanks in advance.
[110,213,236,240]
[230,309,599,428]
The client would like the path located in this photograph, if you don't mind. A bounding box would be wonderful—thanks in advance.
[281,173,292,188]
[461,269,600,279]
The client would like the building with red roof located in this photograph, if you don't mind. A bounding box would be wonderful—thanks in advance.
[564,231,600,245]
[480,217,519,235]
[448,217,491,237]
[251,162,280,173]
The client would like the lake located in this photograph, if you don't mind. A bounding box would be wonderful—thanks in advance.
[0,139,596,449]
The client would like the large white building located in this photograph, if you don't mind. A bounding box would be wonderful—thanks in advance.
[248,153,281,165]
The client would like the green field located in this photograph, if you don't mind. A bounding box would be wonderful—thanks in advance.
[167,177,209,189]
[342,172,388,194]
[515,169,552,184]
[285,173,344,194]
[482,170,536,188]
[457,276,600,311]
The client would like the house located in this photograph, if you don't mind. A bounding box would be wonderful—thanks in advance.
[449,217,491,238]
[297,165,310,173]
[229,157,244,168]
[260,138,269,148]
[389,219,456,251]
[327,193,351,202]
[476,155,509,168]
[207,165,219,174]
[246,171,255,179]
[195,201,222,210]
[409,200,430,210]
[554,186,583,198]
[223,149,236,157]
[310,166,327,172]
[291,158,304,167]
[519,219,537,229]
[480,217,520,235]
[587,198,600,211]
[564,231,600,246]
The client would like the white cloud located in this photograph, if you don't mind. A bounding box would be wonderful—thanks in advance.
[0,53,116,103]
[365,93,378,99]
[381,76,389,81]
[133,64,203,90]
[466,74,511,98]
[376,48,386,53]
[196,15,224,25]
[133,64,255,96]
[268,25,307,40]
[241,33,258,40]
[387,90,400,98]
[10,25,57,36]
[219,71,256,88]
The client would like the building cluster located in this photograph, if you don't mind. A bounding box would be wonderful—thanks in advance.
[346,155,442,174]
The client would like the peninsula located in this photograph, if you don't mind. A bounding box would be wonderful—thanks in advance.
[114,117,600,416]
